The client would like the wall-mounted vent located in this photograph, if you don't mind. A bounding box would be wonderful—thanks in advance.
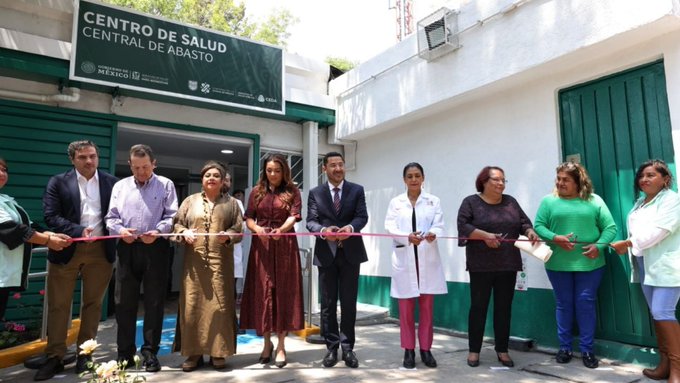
[417,7,460,61]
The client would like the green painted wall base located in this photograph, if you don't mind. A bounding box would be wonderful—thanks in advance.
[594,339,658,367]
[357,275,659,366]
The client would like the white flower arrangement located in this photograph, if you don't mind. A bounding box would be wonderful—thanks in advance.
[78,339,146,383]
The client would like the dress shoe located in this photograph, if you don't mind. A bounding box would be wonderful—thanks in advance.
[76,354,92,374]
[141,350,161,372]
[210,356,226,370]
[322,349,338,367]
[420,349,437,368]
[555,349,573,364]
[34,356,64,381]
[403,349,415,369]
[182,355,204,372]
[342,350,359,368]
[467,352,480,367]
[582,352,599,369]
[497,352,514,367]
[274,349,287,368]
[258,343,274,364]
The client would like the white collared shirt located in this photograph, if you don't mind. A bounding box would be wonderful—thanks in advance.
[324,180,354,232]
[76,169,103,236]
[327,180,344,200]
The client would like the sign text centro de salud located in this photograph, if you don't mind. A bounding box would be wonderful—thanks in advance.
[70,0,284,114]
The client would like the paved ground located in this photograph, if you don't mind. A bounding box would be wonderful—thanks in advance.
[0,304,659,383]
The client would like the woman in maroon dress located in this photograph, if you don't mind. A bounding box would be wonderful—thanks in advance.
[240,154,304,368]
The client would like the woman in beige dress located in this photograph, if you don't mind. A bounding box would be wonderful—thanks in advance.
[172,161,243,371]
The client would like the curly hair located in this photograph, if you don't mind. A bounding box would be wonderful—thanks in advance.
[554,161,594,200]
[252,154,297,210]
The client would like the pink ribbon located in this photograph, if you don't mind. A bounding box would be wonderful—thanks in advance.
[67,232,608,246]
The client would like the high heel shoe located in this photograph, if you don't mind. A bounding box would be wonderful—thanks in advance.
[258,343,274,364]
[467,352,480,367]
[497,352,514,367]
[274,349,287,368]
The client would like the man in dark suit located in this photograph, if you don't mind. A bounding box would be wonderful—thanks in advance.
[306,151,368,368]
[35,140,118,381]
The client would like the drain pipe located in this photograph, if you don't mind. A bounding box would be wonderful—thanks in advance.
[0,87,80,103]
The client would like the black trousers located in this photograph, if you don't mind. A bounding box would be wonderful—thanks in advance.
[468,271,517,353]
[318,248,360,352]
[115,239,170,357]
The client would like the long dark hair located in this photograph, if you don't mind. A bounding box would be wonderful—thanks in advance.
[634,159,672,199]
[252,154,297,209]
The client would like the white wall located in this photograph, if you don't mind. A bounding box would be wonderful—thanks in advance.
[352,77,558,289]
[330,0,680,140]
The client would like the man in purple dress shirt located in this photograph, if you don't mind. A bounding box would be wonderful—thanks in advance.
[105,144,177,372]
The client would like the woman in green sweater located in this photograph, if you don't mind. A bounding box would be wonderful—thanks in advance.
[534,162,616,369]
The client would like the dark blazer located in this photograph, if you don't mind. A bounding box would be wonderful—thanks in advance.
[43,169,118,264]
[306,180,368,267]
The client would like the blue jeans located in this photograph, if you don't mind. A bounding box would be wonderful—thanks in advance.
[546,267,605,353]
[636,257,680,321]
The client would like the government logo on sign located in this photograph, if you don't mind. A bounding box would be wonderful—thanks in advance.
[201,82,210,94]
[81,61,96,74]
[188,81,198,91]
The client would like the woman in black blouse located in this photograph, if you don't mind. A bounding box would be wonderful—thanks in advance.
[457,166,538,368]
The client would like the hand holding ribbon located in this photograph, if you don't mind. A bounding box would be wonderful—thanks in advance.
[118,228,137,244]
[552,233,575,251]
[138,230,159,244]
[408,231,423,246]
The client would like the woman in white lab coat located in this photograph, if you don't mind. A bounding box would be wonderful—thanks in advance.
[385,162,447,370]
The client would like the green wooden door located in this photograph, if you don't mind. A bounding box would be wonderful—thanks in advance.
[559,60,674,346]
[0,99,117,325]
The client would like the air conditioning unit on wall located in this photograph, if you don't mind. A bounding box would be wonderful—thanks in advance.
[417,7,460,62]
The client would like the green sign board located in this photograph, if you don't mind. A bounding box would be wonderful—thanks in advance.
[70,0,284,114]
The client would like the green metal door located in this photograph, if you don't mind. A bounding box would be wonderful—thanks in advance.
[0,99,117,324]
[559,60,674,346]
